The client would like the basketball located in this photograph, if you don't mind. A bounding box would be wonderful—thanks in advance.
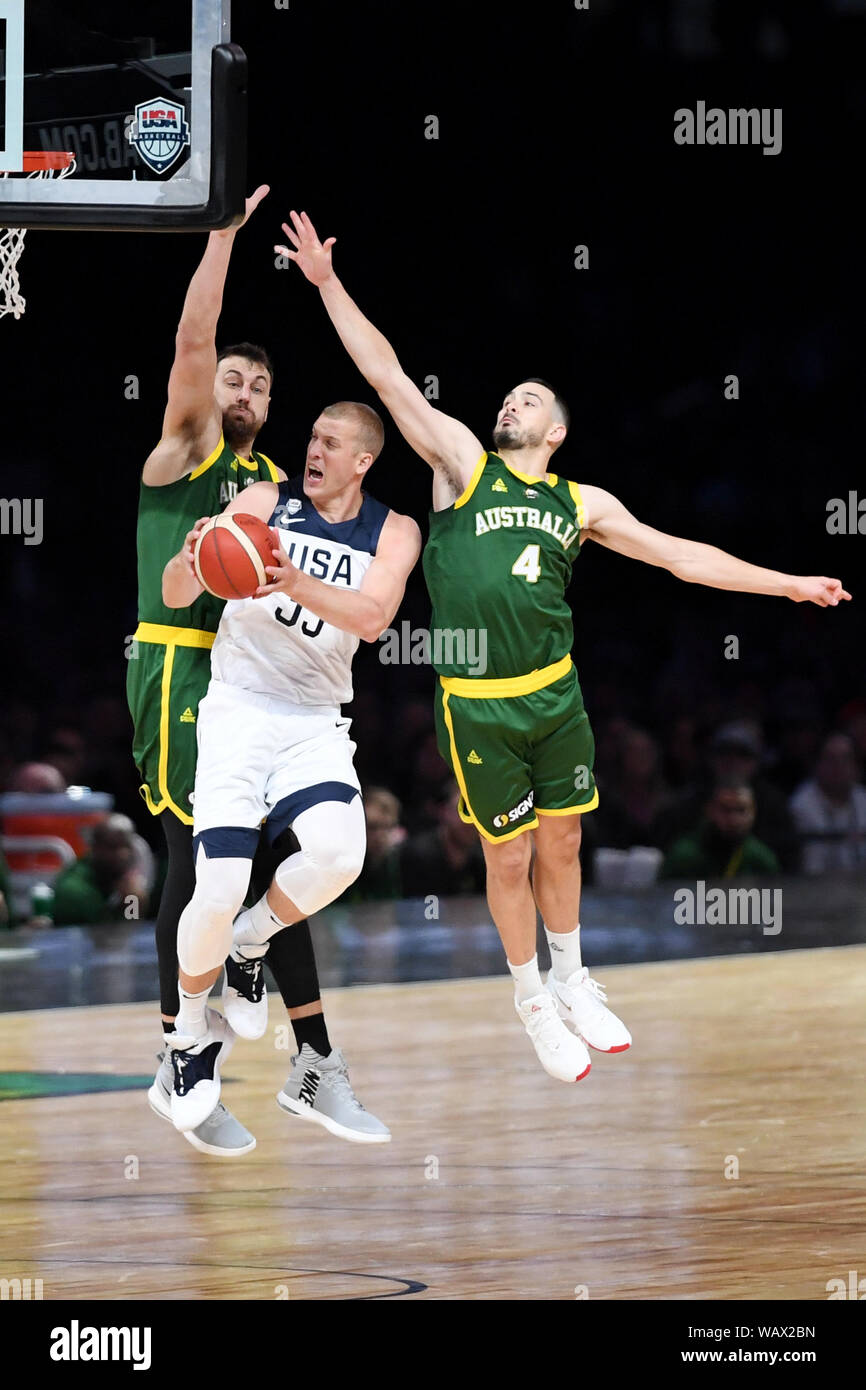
[193,513,276,600]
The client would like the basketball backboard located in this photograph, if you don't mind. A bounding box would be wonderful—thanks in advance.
[0,0,246,230]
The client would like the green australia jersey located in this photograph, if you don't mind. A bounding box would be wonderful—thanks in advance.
[128,434,279,824]
[423,451,586,680]
[135,434,279,633]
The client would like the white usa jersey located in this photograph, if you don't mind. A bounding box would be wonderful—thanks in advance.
[210,478,390,707]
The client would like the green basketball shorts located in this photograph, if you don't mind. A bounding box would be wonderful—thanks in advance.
[126,623,215,826]
[433,657,598,843]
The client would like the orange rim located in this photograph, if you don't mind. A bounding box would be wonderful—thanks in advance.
[18,152,75,172]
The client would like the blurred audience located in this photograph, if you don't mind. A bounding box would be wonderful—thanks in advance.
[595,725,675,848]
[789,733,866,875]
[661,778,781,879]
[51,815,153,926]
[345,787,406,901]
[0,849,10,927]
[657,721,800,872]
[7,762,67,793]
[397,779,486,897]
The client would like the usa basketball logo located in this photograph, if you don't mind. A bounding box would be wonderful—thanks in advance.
[127,98,191,174]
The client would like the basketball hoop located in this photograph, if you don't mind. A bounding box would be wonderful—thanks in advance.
[0,153,76,320]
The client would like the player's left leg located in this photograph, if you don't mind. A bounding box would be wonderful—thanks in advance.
[229,709,391,1142]
[240,830,334,1063]
[530,675,631,1054]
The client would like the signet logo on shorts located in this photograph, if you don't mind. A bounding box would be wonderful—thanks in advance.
[127,98,191,174]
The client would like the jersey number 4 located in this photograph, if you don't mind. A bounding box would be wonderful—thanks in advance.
[511,544,541,584]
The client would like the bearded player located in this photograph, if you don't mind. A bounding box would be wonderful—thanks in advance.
[127,190,389,1152]
[277,210,851,1084]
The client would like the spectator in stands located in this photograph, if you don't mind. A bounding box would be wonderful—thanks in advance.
[660,778,781,879]
[789,733,866,875]
[595,726,674,849]
[398,779,486,897]
[52,814,152,925]
[346,787,406,901]
[41,727,88,787]
[7,762,66,793]
[657,721,800,871]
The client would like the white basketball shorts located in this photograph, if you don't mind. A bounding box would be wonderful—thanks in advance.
[191,679,361,841]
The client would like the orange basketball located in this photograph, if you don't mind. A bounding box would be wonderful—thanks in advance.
[193,513,276,600]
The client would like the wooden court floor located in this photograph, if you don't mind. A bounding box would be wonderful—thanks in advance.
[0,946,864,1301]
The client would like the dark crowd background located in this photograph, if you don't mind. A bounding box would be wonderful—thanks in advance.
[1,0,864,911]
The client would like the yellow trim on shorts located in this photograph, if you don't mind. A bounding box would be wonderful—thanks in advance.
[440,654,572,700]
[152,642,194,824]
[134,622,215,649]
[134,632,199,824]
[442,690,539,844]
[536,791,600,816]
[453,453,488,509]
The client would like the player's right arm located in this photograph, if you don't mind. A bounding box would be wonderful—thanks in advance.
[161,482,281,607]
[162,516,210,607]
[143,185,269,488]
[277,211,483,501]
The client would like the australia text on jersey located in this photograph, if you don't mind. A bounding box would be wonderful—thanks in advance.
[474,505,580,548]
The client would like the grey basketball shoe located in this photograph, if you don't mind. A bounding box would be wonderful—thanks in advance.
[276,1045,391,1144]
[148,1050,256,1157]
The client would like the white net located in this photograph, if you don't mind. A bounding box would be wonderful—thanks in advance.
[0,157,77,320]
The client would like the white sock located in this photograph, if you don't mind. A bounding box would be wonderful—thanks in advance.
[508,953,544,1003]
[233,892,288,954]
[545,923,582,981]
[176,985,209,1041]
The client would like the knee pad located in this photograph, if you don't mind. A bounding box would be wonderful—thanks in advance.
[177,848,251,977]
[273,796,366,917]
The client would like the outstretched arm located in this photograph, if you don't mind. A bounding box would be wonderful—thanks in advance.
[144,185,270,487]
[277,211,483,500]
[581,485,851,607]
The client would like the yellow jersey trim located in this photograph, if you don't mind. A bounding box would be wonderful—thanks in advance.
[567,479,587,532]
[501,458,555,488]
[536,791,600,817]
[453,452,488,509]
[187,435,226,482]
[134,622,215,650]
[258,453,279,483]
[440,654,572,700]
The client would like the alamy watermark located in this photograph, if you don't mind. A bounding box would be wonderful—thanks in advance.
[379,621,488,675]
[673,881,781,935]
[674,102,782,156]
[0,497,43,545]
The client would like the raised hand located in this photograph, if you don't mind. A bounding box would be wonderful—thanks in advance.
[216,183,269,237]
[275,210,336,286]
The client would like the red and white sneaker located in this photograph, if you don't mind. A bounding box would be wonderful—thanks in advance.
[515,991,592,1082]
[547,968,632,1053]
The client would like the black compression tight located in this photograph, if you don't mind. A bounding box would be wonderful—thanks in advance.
[155,814,322,1017]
